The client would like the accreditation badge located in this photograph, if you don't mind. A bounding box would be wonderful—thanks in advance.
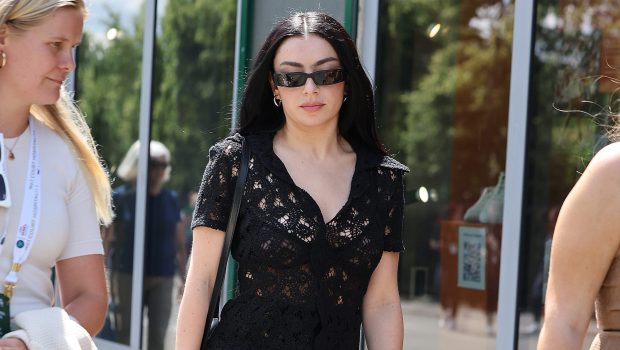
[0,293,10,336]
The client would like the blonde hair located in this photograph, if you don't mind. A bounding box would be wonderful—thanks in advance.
[117,140,172,183]
[2,0,113,225]
[1,0,87,27]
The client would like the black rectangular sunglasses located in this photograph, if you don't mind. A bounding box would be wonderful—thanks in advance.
[272,69,345,87]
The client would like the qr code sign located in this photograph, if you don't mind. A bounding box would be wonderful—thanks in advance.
[458,226,486,290]
[462,241,482,283]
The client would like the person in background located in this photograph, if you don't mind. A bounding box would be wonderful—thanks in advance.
[106,140,186,350]
[0,0,113,348]
[180,190,198,269]
[177,11,407,349]
[538,132,620,349]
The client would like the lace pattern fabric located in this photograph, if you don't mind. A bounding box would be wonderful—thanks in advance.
[192,133,408,349]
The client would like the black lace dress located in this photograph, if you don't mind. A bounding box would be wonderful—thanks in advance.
[192,133,408,349]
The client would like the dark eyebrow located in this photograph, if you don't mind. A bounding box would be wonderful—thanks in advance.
[279,61,304,68]
[278,56,339,69]
[314,57,339,66]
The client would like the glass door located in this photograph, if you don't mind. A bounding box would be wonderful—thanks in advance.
[81,0,239,348]
[518,0,619,348]
[147,0,238,347]
[76,1,145,348]
[374,1,515,348]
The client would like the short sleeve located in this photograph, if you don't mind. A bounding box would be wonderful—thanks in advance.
[380,168,406,252]
[191,138,242,232]
[60,164,104,260]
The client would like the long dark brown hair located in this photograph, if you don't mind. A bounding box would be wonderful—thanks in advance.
[237,11,386,154]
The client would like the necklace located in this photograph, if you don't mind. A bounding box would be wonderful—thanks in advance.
[6,135,21,160]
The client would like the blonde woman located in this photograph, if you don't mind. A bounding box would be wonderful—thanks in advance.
[0,0,112,348]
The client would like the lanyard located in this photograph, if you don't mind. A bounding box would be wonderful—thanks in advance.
[0,117,41,298]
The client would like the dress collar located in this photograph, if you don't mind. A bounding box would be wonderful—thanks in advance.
[241,131,408,200]
[244,131,408,171]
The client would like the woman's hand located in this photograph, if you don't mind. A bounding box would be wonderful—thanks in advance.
[0,337,28,349]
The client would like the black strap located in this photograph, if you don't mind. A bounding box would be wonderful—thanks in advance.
[201,136,249,347]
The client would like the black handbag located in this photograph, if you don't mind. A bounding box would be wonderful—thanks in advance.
[200,136,250,349]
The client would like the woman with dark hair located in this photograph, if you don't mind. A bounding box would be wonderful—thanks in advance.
[177,11,406,349]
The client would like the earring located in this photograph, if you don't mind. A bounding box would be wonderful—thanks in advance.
[273,96,281,107]
[0,51,5,69]
[343,95,348,103]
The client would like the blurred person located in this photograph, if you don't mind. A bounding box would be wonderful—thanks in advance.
[0,0,113,348]
[177,11,407,350]
[106,140,186,350]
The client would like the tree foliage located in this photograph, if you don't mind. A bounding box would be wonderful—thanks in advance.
[377,0,514,200]
[155,0,237,196]
[77,0,237,198]
[77,6,143,176]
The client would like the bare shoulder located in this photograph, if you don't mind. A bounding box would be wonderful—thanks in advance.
[578,143,620,193]
[588,142,620,172]
[559,142,620,241]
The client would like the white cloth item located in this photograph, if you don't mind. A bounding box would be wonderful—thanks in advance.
[479,172,505,224]
[463,187,493,222]
[0,118,103,317]
[2,307,96,349]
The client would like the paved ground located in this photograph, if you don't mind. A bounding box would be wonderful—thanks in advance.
[400,296,597,350]
[151,280,597,350]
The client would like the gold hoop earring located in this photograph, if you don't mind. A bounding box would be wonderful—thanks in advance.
[0,51,6,69]
[273,96,281,107]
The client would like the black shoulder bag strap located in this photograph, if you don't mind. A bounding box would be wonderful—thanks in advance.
[201,136,250,349]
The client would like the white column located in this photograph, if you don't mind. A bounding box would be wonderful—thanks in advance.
[496,1,535,349]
